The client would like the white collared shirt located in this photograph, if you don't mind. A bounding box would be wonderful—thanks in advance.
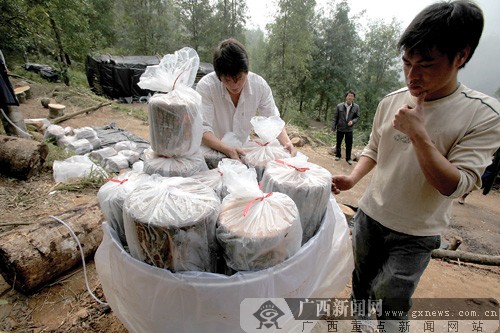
[196,71,280,144]
[345,102,352,120]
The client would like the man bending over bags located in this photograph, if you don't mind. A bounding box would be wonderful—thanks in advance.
[196,38,296,161]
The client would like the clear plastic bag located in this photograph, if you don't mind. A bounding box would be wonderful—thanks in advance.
[95,195,354,333]
[147,90,202,157]
[123,176,221,272]
[97,171,152,244]
[261,155,332,244]
[138,47,203,157]
[242,116,290,181]
[143,148,208,177]
[201,132,243,169]
[250,115,285,143]
[137,47,199,93]
[52,155,108,183]
[217,167,302,271]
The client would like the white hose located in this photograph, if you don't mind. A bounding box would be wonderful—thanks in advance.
[49,215,108,306]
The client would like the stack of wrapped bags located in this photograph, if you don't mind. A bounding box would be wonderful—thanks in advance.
[45,124,143,173]
[94,47,353,333]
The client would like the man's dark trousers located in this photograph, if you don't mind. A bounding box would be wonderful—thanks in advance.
[336,130,353,161]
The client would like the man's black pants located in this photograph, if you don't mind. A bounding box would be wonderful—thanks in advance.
[335,131,353,161]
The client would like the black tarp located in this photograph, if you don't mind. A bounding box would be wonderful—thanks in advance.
[23,63,60,82]
[85,54,214,99]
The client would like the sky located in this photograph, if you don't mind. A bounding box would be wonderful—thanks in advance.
[246,0,500,97]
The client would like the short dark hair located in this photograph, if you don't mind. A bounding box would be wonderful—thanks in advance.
[397,0,483,68]
[213,38,249,79]
[345,90,356,98]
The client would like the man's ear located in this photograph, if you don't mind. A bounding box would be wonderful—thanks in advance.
[457,46,471,68]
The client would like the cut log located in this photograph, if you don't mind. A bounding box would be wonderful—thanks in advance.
[290,136,304,147]
[48,103,66,119]
[431,249,500,266]
[51,102,112,124]
[0,135,48,180]
[41,97,51,108]
[338,203,356,222]
[14,85,31,100]
[24,118,51,132]
[0,202,103,294]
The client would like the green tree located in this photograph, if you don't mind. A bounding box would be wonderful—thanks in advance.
[24,0,105,84]
[357,18,402,132]
[114,0,180,55]
[175,0,214,61]
[0,1,32,59]
[213,0,248,42]
[245,28,267,74]
[309,0,360,123]
[265,0,316,118]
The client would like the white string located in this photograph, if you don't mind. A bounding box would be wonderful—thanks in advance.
[49,215,108,306]
[0,107,32,138]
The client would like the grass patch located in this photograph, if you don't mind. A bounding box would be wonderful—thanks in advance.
[111,103,148,122]
[52,166,109,192]
[43,141,76,169]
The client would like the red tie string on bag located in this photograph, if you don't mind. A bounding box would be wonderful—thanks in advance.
[256,141,270,147]
[106,178,129,184]
[172,68,189,90]
[275,159,310,172]
[242,192,273,217]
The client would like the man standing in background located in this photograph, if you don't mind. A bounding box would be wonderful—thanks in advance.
[332,90,360,165]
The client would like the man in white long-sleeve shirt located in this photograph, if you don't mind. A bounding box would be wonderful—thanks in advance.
[196,38,296,161]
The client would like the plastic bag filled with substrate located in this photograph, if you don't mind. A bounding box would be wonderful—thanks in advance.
[262,155,332,244]
[190,158,247,199]
[242,116,290,181]
[53,155,108,183]
[97,171,152,244]
[216,167,302,271]
[138,47,202,157]
[200,132,245,169]
[95,192,354,333]
[142,148,208,177]
[123,176,221,272]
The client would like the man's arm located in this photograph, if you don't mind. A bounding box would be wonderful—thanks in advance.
[332,105,339,131]
[351,104,360,125]
[277,127,297,156]
[393,93,460,196]
[202,131,244,161]
[331,155,376,194]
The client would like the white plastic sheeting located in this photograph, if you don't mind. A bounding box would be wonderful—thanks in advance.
[95,195,354,333]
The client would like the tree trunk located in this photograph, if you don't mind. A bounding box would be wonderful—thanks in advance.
[431,249,500,266]
[51,101,112,124]
[46,10,69,86]
[0,135,48,180]
[0,202,103,294]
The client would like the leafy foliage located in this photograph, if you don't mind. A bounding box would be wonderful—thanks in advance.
[1,0,404,139]
[265,0,317,117]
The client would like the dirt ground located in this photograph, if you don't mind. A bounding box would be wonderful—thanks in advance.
[0,82,499,332]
